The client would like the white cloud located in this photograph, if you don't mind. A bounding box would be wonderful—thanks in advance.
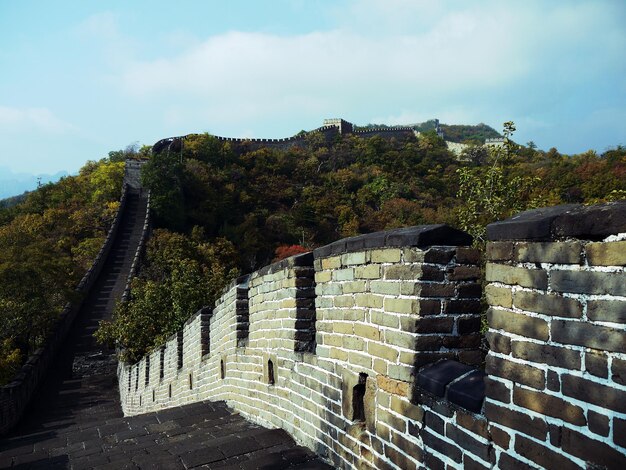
[0,106,75,134]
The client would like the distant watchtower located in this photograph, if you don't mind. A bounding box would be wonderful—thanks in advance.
[323,118,354,135]
[434,118,444,139]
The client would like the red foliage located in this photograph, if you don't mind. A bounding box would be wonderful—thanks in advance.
[273,244,309,262]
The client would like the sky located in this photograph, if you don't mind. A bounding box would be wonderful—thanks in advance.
[0,0,624,176]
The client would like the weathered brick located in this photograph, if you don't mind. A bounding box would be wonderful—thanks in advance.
[384,298,419,314]
[613,357,626,385]
[486,355,545,389]
[562,373,626,413]
[456,411,489,439]
[463,455,490,470]
[458,349,483,366]
[498,453,535,470]
[415,299,441,315]
[585,350,608,378]
[445,423,491,463]
[485,263,547,289]
[485,376,511,403]
[562,427,626,469]
[458,316,481,335]
[390,396,424,421]
[515,241,582,264]
[384,330,418,350]
[332,322,354,334]
[551,319,626,353]
[333,268,354,282]
[587,410,609,437]
[388,433,420,469]
[370,311,399,328]
[342,336,364,351]
[489,425,510,450]
[354,293,383,309]
[355,264,380,279]
[486,241,514,261]
[413,352,455,368]
[587,299,626,323]
[484,402,547,440]
[421,429,462,463]
[485,284,512,308]
[456,282,482,298]
[513,387,586,425]
[586,240,626,266]
[367,342,398,362]
[444,299,482,314]
[376,375,410,396]
[550,270,626,296]
[485,331,511,355]
[423,409,445,434]
[514,434,579,470]
[314,267,333,284]
[513,290,582,318]
[377,409,407,434]
[384,264,423,280]
[341,251,367,266]
[448,266,481,281]
[369,280,401,296]
[401,316,453,334]
[321,257,341,270]
[547,370,560,392]
[341,280,367,293]
[456,247,481,264]
[442,333,479,349]
[354,323,380,341]
[370,248,401,263]
[415,335,443,351]
[614,417,626,448]
[488,308,549,341]
[423,452,445,470]
[511,341,581,369]
[348,351,371,368]
[415,283,456,298]
[423,247,455,264]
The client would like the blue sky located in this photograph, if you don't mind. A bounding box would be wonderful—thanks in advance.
[0,0,624,175]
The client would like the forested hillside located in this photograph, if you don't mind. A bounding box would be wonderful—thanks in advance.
[0,160,124,383]
[96,126,626,361]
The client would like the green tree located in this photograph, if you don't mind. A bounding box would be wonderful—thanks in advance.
[456,122,540,244]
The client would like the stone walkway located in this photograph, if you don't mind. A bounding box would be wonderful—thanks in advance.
[0,191,332,469]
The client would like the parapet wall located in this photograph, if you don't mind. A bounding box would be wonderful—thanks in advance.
[0,182,129,436]
[152,120,418,155]
[118,202,626,469]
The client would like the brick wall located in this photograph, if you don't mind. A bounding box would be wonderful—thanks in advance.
[483,202,626,469]
[119,202,626,469]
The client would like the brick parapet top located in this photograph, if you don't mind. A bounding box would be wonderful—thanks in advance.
[313,224,472,259]
[487,201,626,241]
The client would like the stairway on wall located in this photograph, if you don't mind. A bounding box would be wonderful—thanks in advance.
[0,189,329,469]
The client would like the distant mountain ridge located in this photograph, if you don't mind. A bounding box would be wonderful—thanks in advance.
[0,167,68,200]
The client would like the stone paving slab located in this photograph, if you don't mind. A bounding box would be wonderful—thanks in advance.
[1,401,332,469]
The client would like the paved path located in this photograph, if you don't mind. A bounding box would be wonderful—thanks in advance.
[0,191,332,469]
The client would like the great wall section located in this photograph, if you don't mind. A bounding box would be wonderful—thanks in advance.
[1,153,625,469]
[0,162,328,469]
